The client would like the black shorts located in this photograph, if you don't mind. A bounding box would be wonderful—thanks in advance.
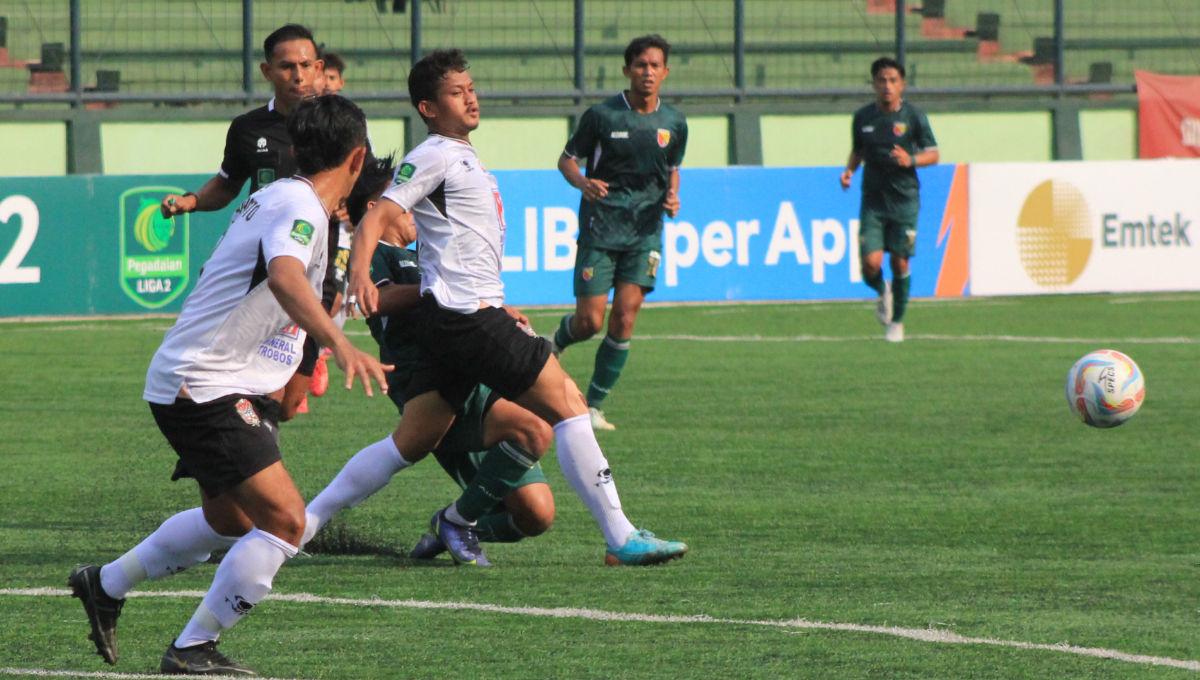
[149,394,283,498]
[403,296,551,406]
[295,336,320,378]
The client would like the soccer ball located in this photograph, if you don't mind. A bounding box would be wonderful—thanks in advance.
[1065,349,1145,428]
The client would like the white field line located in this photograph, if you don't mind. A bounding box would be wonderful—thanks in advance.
[2,588,1196,672]
[631,333,1198,345]
[0,668,294,680]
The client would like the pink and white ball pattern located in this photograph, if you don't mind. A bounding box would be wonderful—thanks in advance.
[1065,349,1145,428]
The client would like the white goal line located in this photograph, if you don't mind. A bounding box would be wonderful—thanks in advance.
[1,588,1195,673]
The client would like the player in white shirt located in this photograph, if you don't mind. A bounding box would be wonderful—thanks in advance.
[335,49,687,568]
[68,95,389,676]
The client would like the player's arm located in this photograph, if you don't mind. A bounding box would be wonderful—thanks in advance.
[348,199,413,317]
[557,153,608,202]
[161,175,241,217]
[840,150,861,190]
[267,255,391,396]
[662,167,681,218]
[376,283,421,316]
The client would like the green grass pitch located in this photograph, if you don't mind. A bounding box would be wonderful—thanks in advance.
[0,293,1197,678]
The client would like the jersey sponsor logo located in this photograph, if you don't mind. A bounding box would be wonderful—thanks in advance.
[256,137,268,152]
[118,186,190,309]
[610,131,630,139]
[657,129,671,148]
[893,122,908,137]
[862,126,875,133]
[235,398,262,427]
[280,322,301,339]
[290,220,315,246]
[395,162,417,184]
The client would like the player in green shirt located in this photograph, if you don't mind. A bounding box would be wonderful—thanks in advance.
[840,57,939,343]
[551,34,688,431]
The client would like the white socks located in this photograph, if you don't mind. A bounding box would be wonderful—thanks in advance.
[175,528,297,649]
[99,508,239,600]
[302,435,411,546]
[553,414,636,548]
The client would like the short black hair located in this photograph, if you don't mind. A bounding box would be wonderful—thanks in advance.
[263,24,316,62]
[408,49,469,113]
[871,56,905,79]
[287,94,367,175]
[347,152,397,225]
[322,50,346,74]
[624,34,671,67]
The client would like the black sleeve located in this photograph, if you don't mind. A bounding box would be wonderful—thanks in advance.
[219,119,251,188]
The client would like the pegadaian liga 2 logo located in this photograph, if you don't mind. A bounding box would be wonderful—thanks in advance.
[119,186,190,308]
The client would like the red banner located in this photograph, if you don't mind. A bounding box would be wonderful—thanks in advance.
[1135,70,1200,158]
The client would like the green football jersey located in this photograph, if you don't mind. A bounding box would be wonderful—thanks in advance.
[564,92,688,250]
[851,101,937,210]
[365,241,423,401]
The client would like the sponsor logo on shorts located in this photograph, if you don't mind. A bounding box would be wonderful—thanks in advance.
[581,266,594,281]
[893,122,908,137]
[395,162,416,184]
[290,220,314,246]
[647,251,661,279]
[657,129,671,148]
[235,398,261,427]
[118,186,190,309]
[515,320,537,337]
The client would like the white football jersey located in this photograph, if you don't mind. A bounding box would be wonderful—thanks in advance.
[381,134,506,313]
[144,178,330,404]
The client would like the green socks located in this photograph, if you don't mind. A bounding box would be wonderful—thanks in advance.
[452,442,538,523]
[892,272,911,322]
[553,314,578,352]
[586,335,630,408]
[864,269,885,296]
[474,512,528,543]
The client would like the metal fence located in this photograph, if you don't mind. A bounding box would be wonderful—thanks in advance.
[1,0,1198,106]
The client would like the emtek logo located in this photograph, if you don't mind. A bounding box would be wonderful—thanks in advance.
[1101,213,1191,248]
[1016,179,1092,287]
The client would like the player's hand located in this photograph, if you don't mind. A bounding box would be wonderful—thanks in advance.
[662,190,680,218]
[346,270,379,319]
[890,145,912,168]
[331,342,393,397]
[501,304,530,326]
[161,193,197,218]
[839,169,854,190]
[581,178,609,202]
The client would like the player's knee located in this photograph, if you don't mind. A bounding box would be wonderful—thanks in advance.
[513,494,555,537]
[512,417,554,457]
[574,311,604,339]
[261,503,307,546]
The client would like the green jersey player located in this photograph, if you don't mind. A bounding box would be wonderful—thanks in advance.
[551,34,688,431]
[841,56,938,343]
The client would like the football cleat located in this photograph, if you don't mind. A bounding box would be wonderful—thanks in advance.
[875,280,893,326]
[604,529,688,566]
[408,531,447,560]
[588,407,616,431]
[309,353,329,397]
[885,321,905,343]
[160,641,256,676]
[67,564,124,665]
[432,510,491,566]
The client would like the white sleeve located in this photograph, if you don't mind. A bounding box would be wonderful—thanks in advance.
[261,203,325,269]
[381,145,449,211]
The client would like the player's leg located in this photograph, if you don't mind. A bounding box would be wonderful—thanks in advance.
[166,460,307,674]
[515,359,686,564]
[484,481,554,541]
[585,249,654,428]
[884,210,918,343]
[859,206,891,325]
[551,246,615,354]
[302,389,454,545]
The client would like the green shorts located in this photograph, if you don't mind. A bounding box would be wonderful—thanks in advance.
[573,245,661,297]
[858,203,919,259]
[431,384,547,490]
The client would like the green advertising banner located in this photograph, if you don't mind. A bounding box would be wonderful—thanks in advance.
[0,175,243,317]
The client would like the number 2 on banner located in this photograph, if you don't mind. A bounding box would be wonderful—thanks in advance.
[0,195,41,284]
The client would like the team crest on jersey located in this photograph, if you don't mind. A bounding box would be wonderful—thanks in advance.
[657,128,671,148]
[118,186,190,309]
[290,220,314,246]
[235,399,261,427]
[893,122,908,137]
[395,163,416,184]
[581,266,594,282]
